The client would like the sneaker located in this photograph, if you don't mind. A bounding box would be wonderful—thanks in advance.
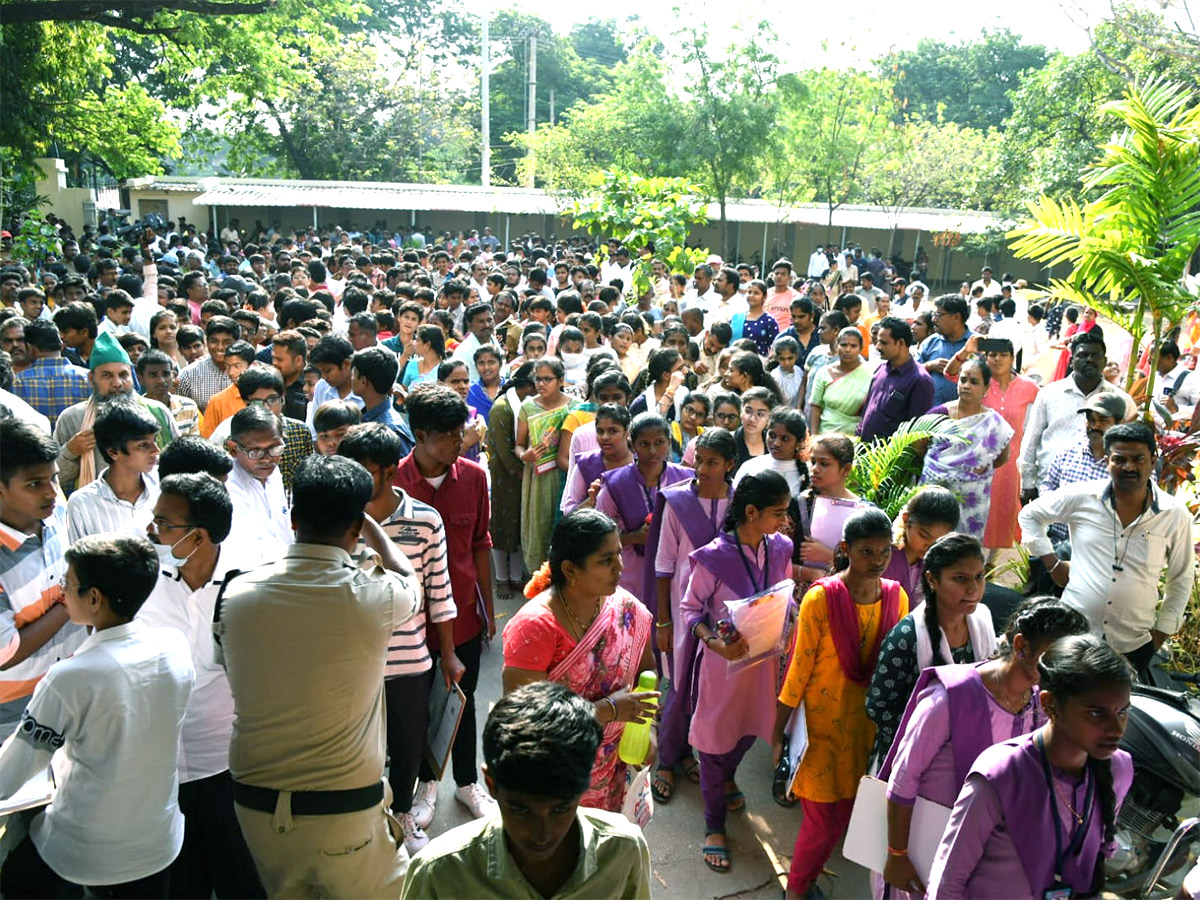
[454,782,499,819]
[397,811,429,855]
[411,780,438,830]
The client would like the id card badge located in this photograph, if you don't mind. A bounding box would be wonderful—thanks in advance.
[1044,887,1073,900]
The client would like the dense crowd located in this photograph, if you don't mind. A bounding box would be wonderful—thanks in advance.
[0,214,1194,899]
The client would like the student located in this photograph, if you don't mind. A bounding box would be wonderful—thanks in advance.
[138,348,203,437]
[437,358,485,462]
[868,533,998,764]
[396,384,498,823]
[98,289,135,336]
[671,391,709,463]
[223,405,293,566]
[306,333,362,436]
[775,508,909,899]
[400,682,652,900]
[879,485,961,600]
[648,427,737,803]
[734,406,808,495]
[771,336,804,408]
[879,598,1089,899]
[338,424,461,854]
[558,400,628,509]
[0,534,194,899]
[139,474,265,899]
[157,434,234,480]
[0,420,86,739]
[466,345,504,421]
[487,363,536,595]
[312,397,363,455]
[796,434,860,580]
[732,386,773,466]
[927,635,1134,899]
[595,412,691,601]
[680,471,794,871]
[66,399,160,543]
[199,340,260,437]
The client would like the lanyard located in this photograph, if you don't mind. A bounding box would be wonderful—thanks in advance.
[736,536,766,595]
[692,480,723,535]
[1035,732,1094,893]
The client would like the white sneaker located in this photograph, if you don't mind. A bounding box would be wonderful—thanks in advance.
[397,811,430,855]
[411,780,437,829]
[454,782,499,819]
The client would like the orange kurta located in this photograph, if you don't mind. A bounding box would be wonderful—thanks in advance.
[982,374,1040,549]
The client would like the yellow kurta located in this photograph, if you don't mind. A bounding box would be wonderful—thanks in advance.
[778,583,909,803]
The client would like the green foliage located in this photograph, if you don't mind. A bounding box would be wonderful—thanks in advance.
[846,415,961,518]
[10,210,62,268]
[1008,77,1200,410]
[883,29,1049,131]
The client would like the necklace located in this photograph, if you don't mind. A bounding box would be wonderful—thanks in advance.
[1052,775,1086,826]
[989,668,1030,713]
[557,589,601,641]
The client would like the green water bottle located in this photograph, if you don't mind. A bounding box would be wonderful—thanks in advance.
[617,671,659,765]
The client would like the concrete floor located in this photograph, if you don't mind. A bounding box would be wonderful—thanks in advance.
[421,582,873,900]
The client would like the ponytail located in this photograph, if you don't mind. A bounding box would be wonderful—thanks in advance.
[924,593,946,667]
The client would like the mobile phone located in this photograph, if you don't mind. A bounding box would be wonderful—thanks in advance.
[977,339,1009,354]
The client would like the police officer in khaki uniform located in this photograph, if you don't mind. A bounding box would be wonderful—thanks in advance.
[215,454,420,899]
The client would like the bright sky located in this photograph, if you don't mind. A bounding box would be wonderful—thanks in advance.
[467,0,1113,64]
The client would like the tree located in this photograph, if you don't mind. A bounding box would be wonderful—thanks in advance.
[1007,78,1200,409]
[881,29,1049,131]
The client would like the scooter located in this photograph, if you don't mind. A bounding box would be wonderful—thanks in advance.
[1105,676,1200,897]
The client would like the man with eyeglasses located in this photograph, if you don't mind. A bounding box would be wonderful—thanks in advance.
[223,405,293,566]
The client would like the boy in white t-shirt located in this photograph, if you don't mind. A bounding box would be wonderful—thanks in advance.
[0,533,195,898]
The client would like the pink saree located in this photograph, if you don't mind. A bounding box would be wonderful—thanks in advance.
[547,587,652,811]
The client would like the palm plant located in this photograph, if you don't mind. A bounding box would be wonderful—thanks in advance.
[846,414,959,518]
[1007,77,1200,412]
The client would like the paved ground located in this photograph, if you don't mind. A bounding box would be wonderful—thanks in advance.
[422,582,873,900]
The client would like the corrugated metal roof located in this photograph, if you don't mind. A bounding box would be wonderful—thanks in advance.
[125,176,1007,233]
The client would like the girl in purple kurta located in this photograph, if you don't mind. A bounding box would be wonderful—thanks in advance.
[927,634,1134,900]
[595,413,691,602]
[680,470,795,873]
[558,403,633,515]
[876,598,1089,899]
[645,427,738,803]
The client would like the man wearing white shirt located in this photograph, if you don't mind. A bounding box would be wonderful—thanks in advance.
[971,266,1003,298]
[140,473,265,898]
[682,264,718,312]
[807,246,829,278]
[1019,421,1193,681]
[451,303,499,382]
[602,247,635,290]
[706,267,748,325]
[223,406,293,566]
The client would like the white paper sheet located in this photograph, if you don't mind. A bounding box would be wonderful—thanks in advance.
[809,496,863,550]
[843,775,951,883]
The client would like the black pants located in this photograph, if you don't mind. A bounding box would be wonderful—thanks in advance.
[170,770,265,899]
[0,834,169,899]
[1125,640,1156,685]
[385,668,434,813]
[418,634,482,788]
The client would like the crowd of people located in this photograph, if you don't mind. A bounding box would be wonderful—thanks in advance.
[0,214,1194,899]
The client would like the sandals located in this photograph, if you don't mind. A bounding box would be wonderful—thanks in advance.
[702,834,731,873]
[681,756,701,784]
[725,784,746,813]
[651,766,674,804]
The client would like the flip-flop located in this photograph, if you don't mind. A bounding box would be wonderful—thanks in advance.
[651,766,674,803]
[725,788,746,812]
[702,835,731,873]
[681,756,701,784]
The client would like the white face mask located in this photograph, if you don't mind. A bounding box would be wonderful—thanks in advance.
[154,529,198,569]
[560,352,587,370]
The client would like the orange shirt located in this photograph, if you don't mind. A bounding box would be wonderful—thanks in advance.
[199,382,245,438]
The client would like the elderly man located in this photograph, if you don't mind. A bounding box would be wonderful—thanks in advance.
[53,332,178,494]
[450,303,498,382]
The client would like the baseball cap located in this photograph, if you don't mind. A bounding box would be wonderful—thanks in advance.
[1077,394,1127,421]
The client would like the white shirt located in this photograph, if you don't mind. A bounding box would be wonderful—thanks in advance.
[140,544,253,782]
[682,288,718,313]
[807,249,829,278]
[0,620,194,885]
[65,469,159,544]
[305,378,363,437]
[707,293,749,325]
[225,463,293,567]
[1019,480,1194,652]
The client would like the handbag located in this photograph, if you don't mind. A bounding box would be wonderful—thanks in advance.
[620,764,654,829]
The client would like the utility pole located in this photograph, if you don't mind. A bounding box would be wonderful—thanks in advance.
[525,31,537,188]
[481,13,490,188]
[549,88,555,126]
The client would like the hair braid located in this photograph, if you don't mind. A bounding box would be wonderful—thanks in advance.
[924,587,947,666]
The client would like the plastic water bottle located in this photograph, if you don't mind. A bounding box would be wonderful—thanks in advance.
[617,670,659,765]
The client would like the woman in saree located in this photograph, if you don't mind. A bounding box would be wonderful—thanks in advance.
[919,358,1014,541]
[516,358,579,574]
[808,327,871,435]
[501,508,659,814]
[487,362,535,595]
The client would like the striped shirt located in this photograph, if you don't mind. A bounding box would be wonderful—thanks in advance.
[65,470,159,544]
[0,507,86,738]
[177,356,232,413]
[356,489,455,678]
[12,357,91,427]
[1039,440,1111,543]
[166,393,202,437]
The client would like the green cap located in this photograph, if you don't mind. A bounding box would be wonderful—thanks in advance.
[89,331,132,370]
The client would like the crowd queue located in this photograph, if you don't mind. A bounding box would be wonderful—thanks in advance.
[0,216,1194,899]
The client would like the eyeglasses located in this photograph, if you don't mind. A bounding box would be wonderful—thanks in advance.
[248,394,283,407]
[743,408,769,420]
[235,441,286,460]
[148,518,196,535]
[714,412,739,423]
[533,375,559,384]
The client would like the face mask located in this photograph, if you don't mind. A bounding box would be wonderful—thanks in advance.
[155,529,198,568]
[560,352,587,370]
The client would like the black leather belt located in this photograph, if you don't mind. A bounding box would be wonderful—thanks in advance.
[233,780,383,816]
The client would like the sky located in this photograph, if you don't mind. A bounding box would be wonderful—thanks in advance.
[465,0,1115,63]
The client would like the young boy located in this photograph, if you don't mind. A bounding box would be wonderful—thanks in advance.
[313,397,362,455]
[0,533,194,898]
[65,399,160,543]
[0,420,85,740]
[338,423,459,853]
[400,682,652,900]
[97,290,134,336]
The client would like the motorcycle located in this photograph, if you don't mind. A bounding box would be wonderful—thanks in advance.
[1105,676,1200,897]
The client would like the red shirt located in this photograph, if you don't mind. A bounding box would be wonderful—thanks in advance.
[394,454,492,649]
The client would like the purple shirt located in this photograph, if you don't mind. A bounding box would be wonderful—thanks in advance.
[857,357,935,441]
